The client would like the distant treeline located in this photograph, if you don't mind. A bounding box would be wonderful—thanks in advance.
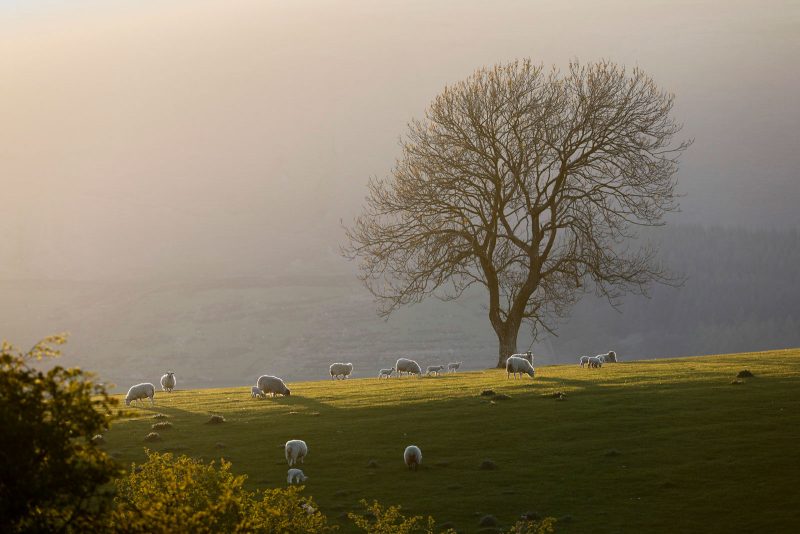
[540,225,800,360]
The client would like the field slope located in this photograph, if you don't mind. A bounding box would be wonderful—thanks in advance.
[104,349,800,533]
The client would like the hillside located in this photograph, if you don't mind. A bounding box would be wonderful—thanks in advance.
[103,349,800,533]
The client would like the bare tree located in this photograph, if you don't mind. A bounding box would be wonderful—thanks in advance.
[343,59,691,367]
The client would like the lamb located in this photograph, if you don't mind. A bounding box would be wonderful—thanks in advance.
[403,445,422,471]
[378,367,394,379]
[506,356,535,379]
[587,356,603,368]
[125,383,155,407]
[447,361,462,373]
[579,355,590,367]
[285,439,308,466]
[250,386,264,398]
[426,365,445,376]
[160,372,176,392]
[256,375,291,397]
[329,362,354,380]
[287,468,308,484]
[395,358,422,378]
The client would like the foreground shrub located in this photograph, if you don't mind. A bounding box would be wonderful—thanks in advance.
[348,500,455,534]
[107,450,333,533]
[0,335,120,533]
[507,517,557,534]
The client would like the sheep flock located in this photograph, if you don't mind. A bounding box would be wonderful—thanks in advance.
[119,348,619,488]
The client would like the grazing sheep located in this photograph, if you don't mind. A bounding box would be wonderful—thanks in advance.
[579,356,590,367]
[287,468,308,484]
[426,365,445,376]
[506,356,535,379]
[285,439,308,466]
[603,350,618,363]
[256,375,291,397]
[403,445,422,471]
[160,372,176,392]
[509,351,534,363]
[329,362,354,380]
[587,356,603,368]
[447,361,462,373]
[250,386,264,398]
[395,358,422,378]
[378,367,394,379]
[125,383,155,407]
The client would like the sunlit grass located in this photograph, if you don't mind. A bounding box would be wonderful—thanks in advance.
[104,349,800,533]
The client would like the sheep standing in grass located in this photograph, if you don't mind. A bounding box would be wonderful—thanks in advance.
[287,468,308,484]
[602,351,618,363]
[447,362,462,373]
[506,356,535,379]
[579,356,590,367]
[257,375,291,397]
[378,367,394,379]
[587,356,603,368]
[403,445,422,471]
[251,386,264,398]
[160,372,176,392]
[426,365,445,376]
[125,383,155,407]
[285,439,308,466]
[395,358,422,378]
[329,362,354,380]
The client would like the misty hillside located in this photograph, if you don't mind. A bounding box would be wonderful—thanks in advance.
[3,224,799,392]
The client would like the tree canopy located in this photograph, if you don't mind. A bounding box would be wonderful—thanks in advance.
[345,59,690,366]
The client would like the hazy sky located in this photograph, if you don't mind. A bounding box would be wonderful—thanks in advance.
[2,0,799,281]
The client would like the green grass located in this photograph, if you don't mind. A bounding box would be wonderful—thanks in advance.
[104,349,800,533]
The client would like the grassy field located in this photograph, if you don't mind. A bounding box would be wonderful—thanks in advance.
[103,349,800,533]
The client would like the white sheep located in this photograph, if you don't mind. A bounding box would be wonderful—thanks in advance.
[602,350,618,363]
[395,358,422,378]
[597,354,607,363]
[287,468,308,484]
[447,362,462,373]
[403,445,422,471]
[510,351,534,363]
[329,362,354,380]
[378,367,394,379]
[587,356,603,368]
[250,386,264,398]
[125,383,155,407]
[579,355,590,367]
[426,365,445,376]
[506,356,535,379]
[257,375,291,397]
[160,372,176,392]
[285,439,308,466]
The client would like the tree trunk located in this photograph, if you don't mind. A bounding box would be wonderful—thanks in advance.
[496,324,520,368]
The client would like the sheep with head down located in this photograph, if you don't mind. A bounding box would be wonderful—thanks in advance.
[287,468,308,484]
[403,445,422,471]
[506,356,535,379]
[395,358,422,378]
[125,383,155,407]
[285,439,308,466]
[256,375,290,397]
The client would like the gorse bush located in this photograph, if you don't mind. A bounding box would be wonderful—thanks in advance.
[348,500,454,534]
[107,450,334,533]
